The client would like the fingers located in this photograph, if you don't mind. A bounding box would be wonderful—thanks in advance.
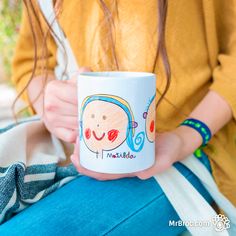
[71,154,108,180]
[46,67,92,104]
[53,127,77,143]
[78,67,92,73]
[45,96,78,116]
[70,67,92,82]
[46,80,78,105]
[70,152,135,181]
[135,132,185,180]
[42,67,92,144]
[55,116,78,130]
[135,156,172,180]
[44,97,78,129]
[44,79,78,134]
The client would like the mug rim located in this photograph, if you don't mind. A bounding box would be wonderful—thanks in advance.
[78,71,156,80]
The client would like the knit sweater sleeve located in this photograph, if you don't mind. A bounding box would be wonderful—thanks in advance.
[209,1,236,119]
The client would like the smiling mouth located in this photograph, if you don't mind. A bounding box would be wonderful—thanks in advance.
[92,131,105,141]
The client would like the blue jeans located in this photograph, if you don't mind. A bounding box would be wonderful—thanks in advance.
[0,157,212,236]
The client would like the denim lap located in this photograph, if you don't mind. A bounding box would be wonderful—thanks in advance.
[0,160,213,236]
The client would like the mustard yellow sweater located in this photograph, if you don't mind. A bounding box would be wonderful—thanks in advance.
[12,0,236,205]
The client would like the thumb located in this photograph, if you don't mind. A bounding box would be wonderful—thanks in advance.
[70,67,92,82]
[78,67,92,73]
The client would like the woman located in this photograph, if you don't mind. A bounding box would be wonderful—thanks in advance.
[0,0,235,235]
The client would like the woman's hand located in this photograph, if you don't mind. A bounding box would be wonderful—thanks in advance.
[70,126,197,181]
[70,89,233,181]
[135,130,185,179]
[135,125,203,179]
[71,138,135,180]
[42,67,91,143]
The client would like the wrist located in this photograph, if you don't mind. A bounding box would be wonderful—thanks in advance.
[173,125,203,158]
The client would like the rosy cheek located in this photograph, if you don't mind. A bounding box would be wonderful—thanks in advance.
[107,129,119,142]
[85,128,91,139]
[149,120,155,133]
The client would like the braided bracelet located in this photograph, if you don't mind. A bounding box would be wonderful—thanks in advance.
[180,118,212,146]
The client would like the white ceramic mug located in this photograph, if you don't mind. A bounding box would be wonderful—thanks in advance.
[78,71,156,174]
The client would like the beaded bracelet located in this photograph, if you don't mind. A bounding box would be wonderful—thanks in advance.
[180,118,212,146]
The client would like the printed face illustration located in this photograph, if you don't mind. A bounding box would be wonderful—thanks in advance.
[82,100,129,157]
[144,96,156,142]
